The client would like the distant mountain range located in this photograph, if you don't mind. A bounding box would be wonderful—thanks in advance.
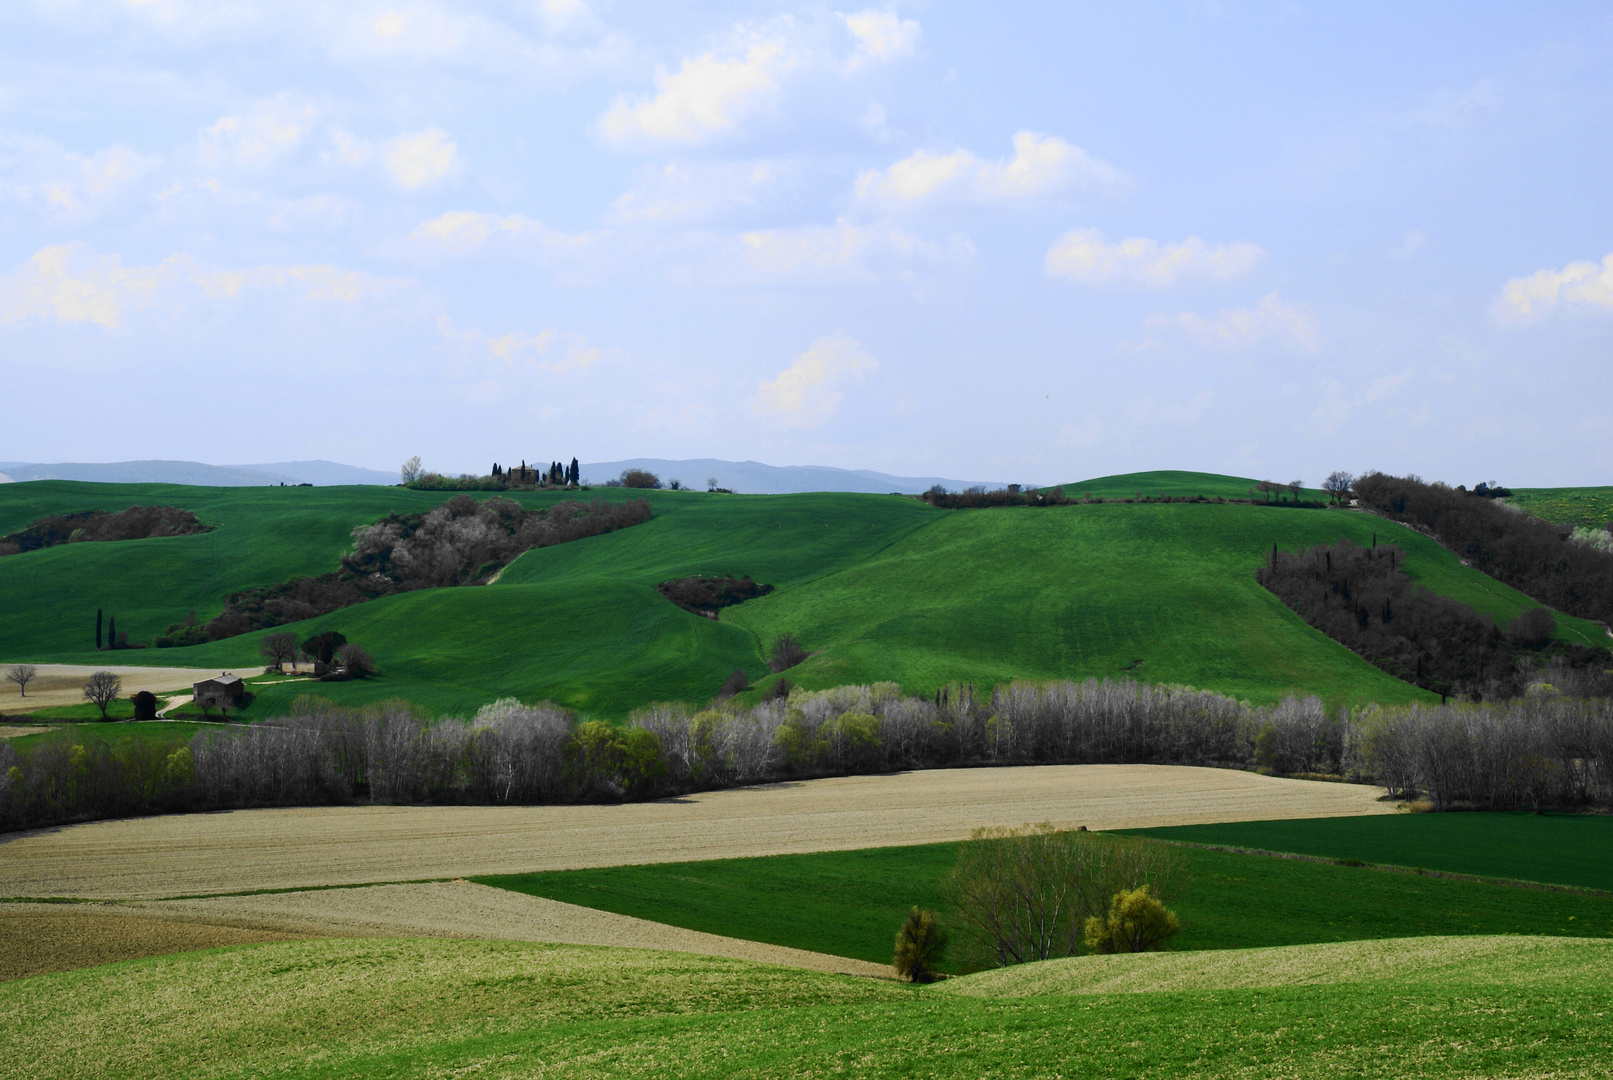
[0,457,1007,494]
[578,459,1005,495]
[0,460,397,487]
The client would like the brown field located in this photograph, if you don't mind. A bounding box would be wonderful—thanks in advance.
[139,881,891,978]
[0,906,315,981]
[0,664,267,712]
[0,726,48,739]
[0,765,1393,900]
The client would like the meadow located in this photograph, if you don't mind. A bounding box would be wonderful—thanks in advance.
[475,816,1613,973]
[0,473,1603,719]
[1508,485,1613,529]
[2,934,1608,1079]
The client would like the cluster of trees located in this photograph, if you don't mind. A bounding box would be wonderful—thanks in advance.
[1353,471,1613,623]
[923,485,1071,509]
[401,456,583,491]
[0,505,208,557]
[93,607,137,651]
[4,666,124,719]
[257,630,375,680]
[656,574,774,618]
[6,676,1611,833]
[1257,539,1611,699]
[196,496,651,642]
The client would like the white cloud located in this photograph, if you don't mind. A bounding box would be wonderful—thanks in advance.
[1151,292,1318,351]
[0,243,398,330]
[200,96,317,168]
[609,159,791,225]
[441,318,601,376]
[857,132,1123,206]
[1494,252,1613,323]
[1046,229,1265,286]
[328,130,374,166]
[383,128,458,188]
[407,210,598,255]
[752,332,876,427]
[839,9,920,68]
[1387,230,1426,261]
[41,144,162,212]
[598,24,798,146]
[740,220,964,278]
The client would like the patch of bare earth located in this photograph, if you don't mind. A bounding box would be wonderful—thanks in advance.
[138,881,890,979]
[0,906,315,981]
[0,765,1391,900]
[0,726,49,739]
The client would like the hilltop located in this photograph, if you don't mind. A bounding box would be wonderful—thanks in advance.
[0,471,1601,719]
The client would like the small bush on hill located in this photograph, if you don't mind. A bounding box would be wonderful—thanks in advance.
[769,632,808,673]
[0,505,209,556]
[657,574,774,617]
[1083,884,1181,953]
[893,907,948,982]
[620,469,661,489]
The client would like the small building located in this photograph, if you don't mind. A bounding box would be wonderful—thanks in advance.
[506,462,539,487]
[193,673,245,710]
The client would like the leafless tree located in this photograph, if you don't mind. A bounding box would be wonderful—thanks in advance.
[1323,470,1354,504]
[259,632,298,672]
[83,670,122,719]
[1289,479,1304,502]
[336,642,376,677]
[5,664,38,697]
[401,455,424,484]
[706,477,719,492]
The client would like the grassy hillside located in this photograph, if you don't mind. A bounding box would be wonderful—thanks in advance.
[1507,486,1613,530]
[0,474,1602,718]
[5,936,1609,1078]
[1118,812,1613,892]
[478,827,1613,973]
[1060,469,1326,501]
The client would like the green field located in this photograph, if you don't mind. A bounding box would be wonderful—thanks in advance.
[1059,469,1326,502]
[1507,486,1613,530]
[1119,812,1613,892]
[4,935,1609,1079]
[476,827,1613,973]
[0,474,1603,718]
[1,720,218,751]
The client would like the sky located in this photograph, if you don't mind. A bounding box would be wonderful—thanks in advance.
[1,1,1610,487]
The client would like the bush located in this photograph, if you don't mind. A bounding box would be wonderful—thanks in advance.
[942,824,1185,967]
[620,469,660,489]
[893,906,948,982]
[717,669,750,699]
[1508,606,1556,647]
[769,632,808,673]
[657,574,774,616]
[1083,884,1181,953]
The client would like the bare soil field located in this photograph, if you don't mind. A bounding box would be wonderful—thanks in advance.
[0,906,314,981]
[0,765,1392,900]
[0,664,267,712]
[139,881,891,978]
[0,726,48,739]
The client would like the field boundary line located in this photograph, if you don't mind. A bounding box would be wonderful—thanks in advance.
[1130,837,1613,898]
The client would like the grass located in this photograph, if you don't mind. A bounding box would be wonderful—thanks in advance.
[1,474,1603,718]
[1507,486,1613,530]
[1117,812,1613,892]
[1059,469,1327,502]
[2,720,218,751]
[475,823,1613,974]
[2,935,1609,1079]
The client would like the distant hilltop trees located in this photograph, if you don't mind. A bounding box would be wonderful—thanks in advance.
[403,456,581,491]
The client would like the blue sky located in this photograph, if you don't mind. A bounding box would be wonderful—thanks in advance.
[2,1,1610,485]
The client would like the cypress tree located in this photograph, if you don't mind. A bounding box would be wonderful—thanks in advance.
[96,608,103,650]
[108,614,116,650]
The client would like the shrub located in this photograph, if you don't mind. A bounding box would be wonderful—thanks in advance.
[657,574,774,616]
[1083,884,1181,953]
[717,669,750,699]
[335,643,376,678]
[1508,606,1556,647]
[893,907,948,982]
[620,469,660,489]
[132,691,158,722]
[769,632,808,673]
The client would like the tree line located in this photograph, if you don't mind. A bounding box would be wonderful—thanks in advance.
[0,505,208,557]
[194,496,651,642]
[1257,538,1612,700]
[6,675,1610,833]
[1353,471,1613,623]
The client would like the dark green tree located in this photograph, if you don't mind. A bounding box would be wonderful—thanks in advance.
[569,457,579,486]
[893,906,949,982]
[107,614,116,650]
[96,608,103,650]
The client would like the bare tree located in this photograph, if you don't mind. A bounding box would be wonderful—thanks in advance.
[336,642,376,677]
[706,477,720,492]
[1289,479,1304,503]
[1323,470,1354,505]
[83,670,122,719]
[5,664,38,697]
[401,455,424,484]
[259,632,298,672]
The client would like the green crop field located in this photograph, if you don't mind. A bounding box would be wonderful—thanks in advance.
[476,829,1613,973]
[1,720,217,751]
[1507,486,1613,530]
[1060,468,1326,502]
[1119,812,1613,892]
[4,935,1609,1079]
[1,473,1604,719]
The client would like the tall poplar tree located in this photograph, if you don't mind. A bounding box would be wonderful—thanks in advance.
[96,608,103,650]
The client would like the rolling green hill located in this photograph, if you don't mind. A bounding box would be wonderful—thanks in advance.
[0,473,1604,718]
[1506,486,1613,530]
